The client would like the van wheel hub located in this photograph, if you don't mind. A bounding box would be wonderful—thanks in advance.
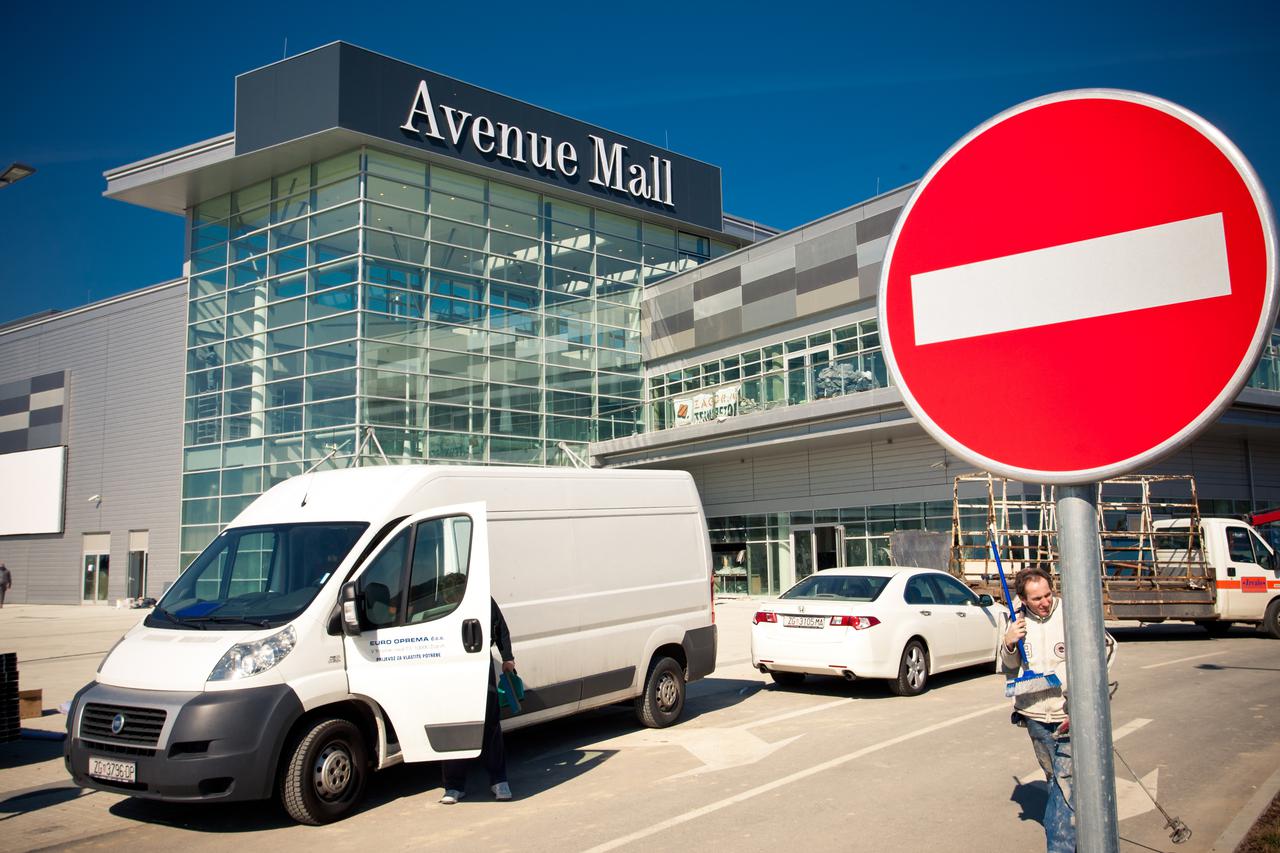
[314,743,353,799]
[657,672,680,711]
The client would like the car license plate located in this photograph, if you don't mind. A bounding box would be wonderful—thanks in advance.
[783,615,826,628]
[88,756,136,784]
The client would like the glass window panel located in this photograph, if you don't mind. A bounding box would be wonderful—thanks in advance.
[195,194,231,224]
[544,365,593,393]
[429,295,484,325]
[190,245,227,274]
[431,166,485,200]
[429,323,486,354]
[306,399,355,431]
[363,230,426,264]
[366,398,424,427]
[368,203,428,238]
[308,314,358,346]
[267,297,305,329]
[187,321,224,349]
[430,243,486,276]
[431,218,487,251]
[312,203,360,236]
[430,376,486,406]
[489,182,538,214]
[678,232,710,255]
[430,350,486,380]
[545,198,590,228]
[546,218,592,251]
[314,150,360,184]
[489,331,540,360]
[490,282,540,311]
[193,220,229,251]
[489,204,540,237]
[547,416,593,442]
[366,175,427,211]
[313,259,358,289]
[431,190,485,225]
[490,357,540,386]
[491,410,541,437]
[272,164,311,199]
[310,285,357,318]
[430,271,484,302]
[313,176,359,210]
[313,231,360,265]
[643,222,676,249]
[272,217,309,250]
[429,432,485,461]
[366,149,428,186]
[546,391,592,417]
[594,210,640,240]
[182,498,220,526]
[547,267,592,297]
[306,369,356,402]
[367,259,428,292]
[548,244,593,274]
[429,404,485,433]
[360,529,409,630]
[489,436,543,465]
[489,257,540,286]
[490,307,539,336]
[490,231,540,261]
[406,516,474,624]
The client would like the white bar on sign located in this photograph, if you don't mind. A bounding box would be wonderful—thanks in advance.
[910,212,1230,345]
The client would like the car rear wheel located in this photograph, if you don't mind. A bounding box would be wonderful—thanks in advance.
[769,671,806,687]
[635,656,685,728]
[888,640,929,697]
[281,717,368,825]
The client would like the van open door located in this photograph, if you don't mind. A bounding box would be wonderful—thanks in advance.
[343,503,491,762]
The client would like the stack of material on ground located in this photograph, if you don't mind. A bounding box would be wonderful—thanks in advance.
[0,653,18,743]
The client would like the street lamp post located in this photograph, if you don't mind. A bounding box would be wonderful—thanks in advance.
[0,163,36,188]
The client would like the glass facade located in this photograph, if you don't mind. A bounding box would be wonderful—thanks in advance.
[1247,329,1280,392]
[646,318,888,431]
[180,147,736,567]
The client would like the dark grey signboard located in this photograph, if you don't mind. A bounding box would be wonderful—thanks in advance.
[235,43,724,231]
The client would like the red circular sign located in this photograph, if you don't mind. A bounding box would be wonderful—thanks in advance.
[880,90,1277,484]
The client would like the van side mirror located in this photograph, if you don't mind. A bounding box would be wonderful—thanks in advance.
[340,581,362,637]
[978,594,995,607]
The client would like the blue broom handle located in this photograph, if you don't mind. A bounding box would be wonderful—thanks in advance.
[990,530,1032,666]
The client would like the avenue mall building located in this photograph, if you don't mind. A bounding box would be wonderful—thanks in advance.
[3,43,1278,603]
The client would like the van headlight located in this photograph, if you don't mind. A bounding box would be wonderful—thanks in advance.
[208,626,297,681]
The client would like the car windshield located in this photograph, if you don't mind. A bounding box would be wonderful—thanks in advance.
[780,574,890,602]
[148,522,367,630]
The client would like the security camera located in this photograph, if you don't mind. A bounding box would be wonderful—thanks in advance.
[87,494,101,503]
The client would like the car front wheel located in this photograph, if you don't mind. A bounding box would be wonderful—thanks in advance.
[281,717,368,825]
[889,640,929,697]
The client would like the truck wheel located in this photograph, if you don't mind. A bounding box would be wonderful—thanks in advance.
[769,671,806,687]
[1196,619,1232,637]
[888,640,929,697]
[1265,600,1280,640]
[635,656,685,728]
[281,718,368,825]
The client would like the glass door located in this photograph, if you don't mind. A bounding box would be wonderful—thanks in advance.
[792,524,845,582]
[82,553,110,602]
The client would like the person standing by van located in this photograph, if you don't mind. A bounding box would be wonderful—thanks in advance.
[440,593,516,804]
[0,562,11,607]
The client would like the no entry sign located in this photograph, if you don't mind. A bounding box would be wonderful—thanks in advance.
[879,89,1277,484]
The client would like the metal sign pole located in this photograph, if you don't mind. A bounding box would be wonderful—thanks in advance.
[1057,483,1119,852]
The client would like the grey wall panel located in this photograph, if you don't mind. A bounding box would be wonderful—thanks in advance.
[808,441,874,495]
[872,435,948,491]
[751,452,811,500]
[1250,439,1280,505]
[0,283,185,604]
[1189,437,1250,497]
[697,459,756,506]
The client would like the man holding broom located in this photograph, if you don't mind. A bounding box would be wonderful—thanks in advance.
[1002,567,1116,853]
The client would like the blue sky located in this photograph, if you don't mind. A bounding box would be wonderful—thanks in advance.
[1,1,1276,325]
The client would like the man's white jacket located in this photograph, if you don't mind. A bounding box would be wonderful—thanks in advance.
[999,597,1116,723]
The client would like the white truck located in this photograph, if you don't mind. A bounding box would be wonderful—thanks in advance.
[65,465,717,824]
[951,474,1280,637]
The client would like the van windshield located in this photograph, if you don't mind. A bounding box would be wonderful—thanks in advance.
[147,522,367,630]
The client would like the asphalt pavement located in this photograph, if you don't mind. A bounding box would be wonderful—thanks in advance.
[1,600,1278,852]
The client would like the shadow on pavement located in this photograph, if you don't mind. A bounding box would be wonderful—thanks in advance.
[0,736,66,770]
[0,785,92,820]
[1009,776,1049,825]
[1108,623,1261,643]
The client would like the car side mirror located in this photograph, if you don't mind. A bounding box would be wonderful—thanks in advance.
[977,594,995,607]
[340,581,362,637]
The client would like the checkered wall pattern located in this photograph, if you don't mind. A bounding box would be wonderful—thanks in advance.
[0,371,67,454]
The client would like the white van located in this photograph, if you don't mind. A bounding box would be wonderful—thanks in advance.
[65,466,716,823]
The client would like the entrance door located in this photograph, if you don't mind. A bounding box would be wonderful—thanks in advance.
[792,525,844,582]
[82,533,111,603]
[344,503,491,763]
[128,531,149,599]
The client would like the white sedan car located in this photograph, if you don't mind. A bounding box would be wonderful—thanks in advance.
[750,567,1002,696]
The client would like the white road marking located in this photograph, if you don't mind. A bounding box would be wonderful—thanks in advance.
[1141,651,1221,670]
[584,727,804,780]
[1116,768,1160,821]
[1015,717,1151,785]
[579,701,1009,853]
[910,212,1230,345]
[740,697,853,730]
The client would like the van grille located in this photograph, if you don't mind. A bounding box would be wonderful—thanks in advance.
[81,703,166,747]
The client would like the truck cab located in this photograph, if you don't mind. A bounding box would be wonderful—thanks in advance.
[1155,517,1280,632]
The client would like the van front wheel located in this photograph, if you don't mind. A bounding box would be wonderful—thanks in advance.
[636,656,685,728]
[281,717,368,825]
[1264,599,1280,640]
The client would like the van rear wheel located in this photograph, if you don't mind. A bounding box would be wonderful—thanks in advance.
[636,656,685,728]
[1264,600,1280,640]
[281,717,368,825]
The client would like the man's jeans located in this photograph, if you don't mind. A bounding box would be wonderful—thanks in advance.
[1026,719,1074,853]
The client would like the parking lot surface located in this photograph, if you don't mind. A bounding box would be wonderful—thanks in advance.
[2,600,1278,852]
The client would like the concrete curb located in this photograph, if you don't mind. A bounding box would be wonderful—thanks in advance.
[1209,762,1280,852]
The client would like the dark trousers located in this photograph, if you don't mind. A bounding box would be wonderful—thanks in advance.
[441,665,507,789]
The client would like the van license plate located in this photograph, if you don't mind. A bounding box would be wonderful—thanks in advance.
[784,615,826,628]
[88,756,136,784]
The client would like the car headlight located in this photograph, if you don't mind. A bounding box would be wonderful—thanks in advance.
[208,626,297,681]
